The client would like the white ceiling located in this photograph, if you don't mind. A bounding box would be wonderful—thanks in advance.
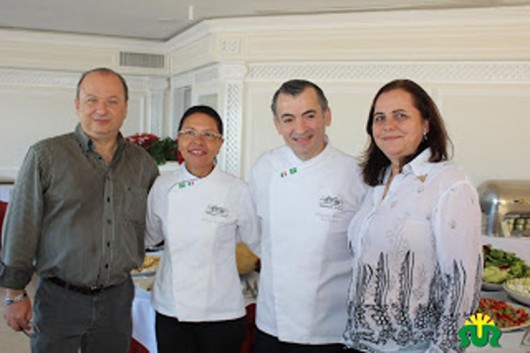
[1,0,530,41]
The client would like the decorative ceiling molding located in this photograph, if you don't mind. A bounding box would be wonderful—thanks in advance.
[0,68,168,91]
[247,62,530,82]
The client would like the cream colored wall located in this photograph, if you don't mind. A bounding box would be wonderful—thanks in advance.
[1,5,530,186]
[0,84,75,177]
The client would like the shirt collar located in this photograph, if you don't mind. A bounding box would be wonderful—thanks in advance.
[74,124,92,153]
[74,123,125,155]
[401,148,433,178]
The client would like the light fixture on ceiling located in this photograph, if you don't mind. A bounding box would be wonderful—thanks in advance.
[188,5,194,21]
[157,4,194,23]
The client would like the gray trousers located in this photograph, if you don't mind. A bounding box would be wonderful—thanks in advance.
[31,276,134,353]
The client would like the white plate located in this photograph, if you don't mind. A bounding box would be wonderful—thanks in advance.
[501,320,530,332]
[482,282,503,291]
[503,278,530,306]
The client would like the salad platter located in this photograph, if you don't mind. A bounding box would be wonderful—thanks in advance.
[482,244,530,291]
[476,297,530,332]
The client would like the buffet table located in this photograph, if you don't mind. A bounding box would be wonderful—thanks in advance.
[130,237,528,353]
[473,235,530,353]
[482,235,530,263]
[467,290,528,353]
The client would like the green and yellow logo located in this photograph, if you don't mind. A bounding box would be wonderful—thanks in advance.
[458,313,502,349]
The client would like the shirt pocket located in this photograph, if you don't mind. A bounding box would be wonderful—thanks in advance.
[124,184,149,224]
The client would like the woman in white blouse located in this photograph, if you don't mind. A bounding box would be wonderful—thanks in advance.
[343,79,482,353]
[145,105,260,353]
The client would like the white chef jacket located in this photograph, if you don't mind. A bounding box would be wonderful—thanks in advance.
[145,165,260,321]
[249,143,366,344]
[343,150,482,353]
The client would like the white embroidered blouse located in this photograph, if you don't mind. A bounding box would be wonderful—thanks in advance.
[343,150,482,353]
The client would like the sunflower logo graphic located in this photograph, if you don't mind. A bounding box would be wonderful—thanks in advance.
[458,313,502,348]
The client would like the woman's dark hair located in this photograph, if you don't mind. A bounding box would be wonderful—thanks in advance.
[178,105,223,136]
[362,79,452,186]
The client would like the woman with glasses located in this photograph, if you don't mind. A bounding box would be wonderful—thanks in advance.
[145,105,260,353]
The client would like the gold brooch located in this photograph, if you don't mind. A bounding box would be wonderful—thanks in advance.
[417,174,427,183]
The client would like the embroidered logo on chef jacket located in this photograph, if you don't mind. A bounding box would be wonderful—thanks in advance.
[316,195,348,223]
[319,196,344,211]
[205,204,229,218]
[280,167,298,178]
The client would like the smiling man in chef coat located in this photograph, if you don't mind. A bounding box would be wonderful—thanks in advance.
[249,79,367,353]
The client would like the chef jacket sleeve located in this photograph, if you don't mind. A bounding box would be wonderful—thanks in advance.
[237,185,261,257]
[145,177,165,248]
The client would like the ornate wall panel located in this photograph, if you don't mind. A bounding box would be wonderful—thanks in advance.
[168,64,246,176]
[247,62,530,83]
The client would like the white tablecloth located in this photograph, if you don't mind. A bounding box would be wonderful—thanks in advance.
[0,184,14,202]
[132,285,157,353]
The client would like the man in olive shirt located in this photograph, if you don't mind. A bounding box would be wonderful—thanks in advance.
[0,67,159,353]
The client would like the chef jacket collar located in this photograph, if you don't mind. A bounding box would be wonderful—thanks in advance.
[167,163,219,192]
[285,135,332,167]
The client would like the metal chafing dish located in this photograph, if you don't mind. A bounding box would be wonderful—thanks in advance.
[478,180,530,237]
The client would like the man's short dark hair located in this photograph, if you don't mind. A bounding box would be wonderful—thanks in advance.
[270,79,328,118]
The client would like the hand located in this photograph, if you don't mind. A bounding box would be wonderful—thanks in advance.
[3,289,32,332]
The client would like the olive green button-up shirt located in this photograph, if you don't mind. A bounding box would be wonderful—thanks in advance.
[0,124,159,290]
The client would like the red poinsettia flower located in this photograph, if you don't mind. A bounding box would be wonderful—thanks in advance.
[126,133,181,165]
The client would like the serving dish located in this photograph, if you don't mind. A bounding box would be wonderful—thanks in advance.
[503,277,530,306]
[481,282,503,291]
[477,297,530,332]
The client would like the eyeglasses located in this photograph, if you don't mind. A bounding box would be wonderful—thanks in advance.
[177,129,223,142]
